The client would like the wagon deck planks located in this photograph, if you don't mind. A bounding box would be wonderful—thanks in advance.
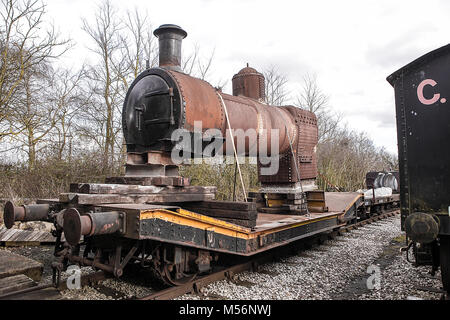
[63,184,217,205]
[0,227,57,245]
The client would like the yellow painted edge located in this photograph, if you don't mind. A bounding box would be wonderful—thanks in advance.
[139,208,340,240]
[140,208,251,239]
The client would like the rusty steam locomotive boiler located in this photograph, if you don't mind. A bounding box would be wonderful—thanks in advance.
[122,24,319,194]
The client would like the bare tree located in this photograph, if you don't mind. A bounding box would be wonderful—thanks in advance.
[263,65,289,106]
[46,67,87,161]
[81,0,122,168]
[181,44,226,89]
[295,73,341,142]
[8,63,59,169]
[116,8,158,87]
[0,0,70,141]
[81,0,157,171]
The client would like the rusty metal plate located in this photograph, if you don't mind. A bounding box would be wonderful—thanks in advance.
[324,192,362,213]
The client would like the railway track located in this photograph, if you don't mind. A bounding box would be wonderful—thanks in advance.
[0,209,400,300]
[137,209,401,300]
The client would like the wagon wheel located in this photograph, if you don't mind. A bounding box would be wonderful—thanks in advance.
[440,235,450,294]
[162,264,197,286]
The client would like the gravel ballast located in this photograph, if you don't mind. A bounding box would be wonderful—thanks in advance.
[179,215,443,300]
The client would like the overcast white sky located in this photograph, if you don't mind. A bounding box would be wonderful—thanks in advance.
[45,0,450,155]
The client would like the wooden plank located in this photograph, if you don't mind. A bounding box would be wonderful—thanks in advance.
[0,250,43,281]
[172,177,190,187]
[180,200,256,211]
[105,176,155,185]
[12,230,29,242]
[145,193,215,203]
[69,183,216,195]
[60,192,215,205]
[0,274,37,295]
[1,287,62,300]
[36,199,60,205]
[28,231,46,242]
[0,229,57,244]
[0,228,11,240]
[0,227,8,236]
[105,176,190,187]
[60,193,133,204]
[151,176,173,186]
[2,229,20,241]
[306,191,325,201]
[7,230,28,242]
[71,183,164,194]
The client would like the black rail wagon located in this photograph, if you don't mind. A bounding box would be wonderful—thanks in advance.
[387,44,450,293]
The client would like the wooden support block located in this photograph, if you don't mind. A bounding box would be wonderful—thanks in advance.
[151,176,173,186]
[60,193,133,204]
[0,250,43,282]
[105,176,189,186]
[182,207,257,220]
[69,184,216,195]
[0,274,37,295]
[306,190,326,213]
[105,176,154,185]
[146,193,215,203]
[60,192,215,205]
[258,207,290,214]
[172,177,190,187]
[70,183,164,194]
[306,190,326,201]
[182,200,256,211]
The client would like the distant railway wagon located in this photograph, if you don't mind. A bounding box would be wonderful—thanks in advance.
[387,44,450,293]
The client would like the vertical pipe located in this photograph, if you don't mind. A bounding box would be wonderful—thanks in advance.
[153,24,187,72]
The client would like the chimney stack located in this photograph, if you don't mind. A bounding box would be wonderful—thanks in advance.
[153,24,187,72]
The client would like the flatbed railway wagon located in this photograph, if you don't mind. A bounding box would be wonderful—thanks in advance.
[2,24,397,287]
[387,44,450,294]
